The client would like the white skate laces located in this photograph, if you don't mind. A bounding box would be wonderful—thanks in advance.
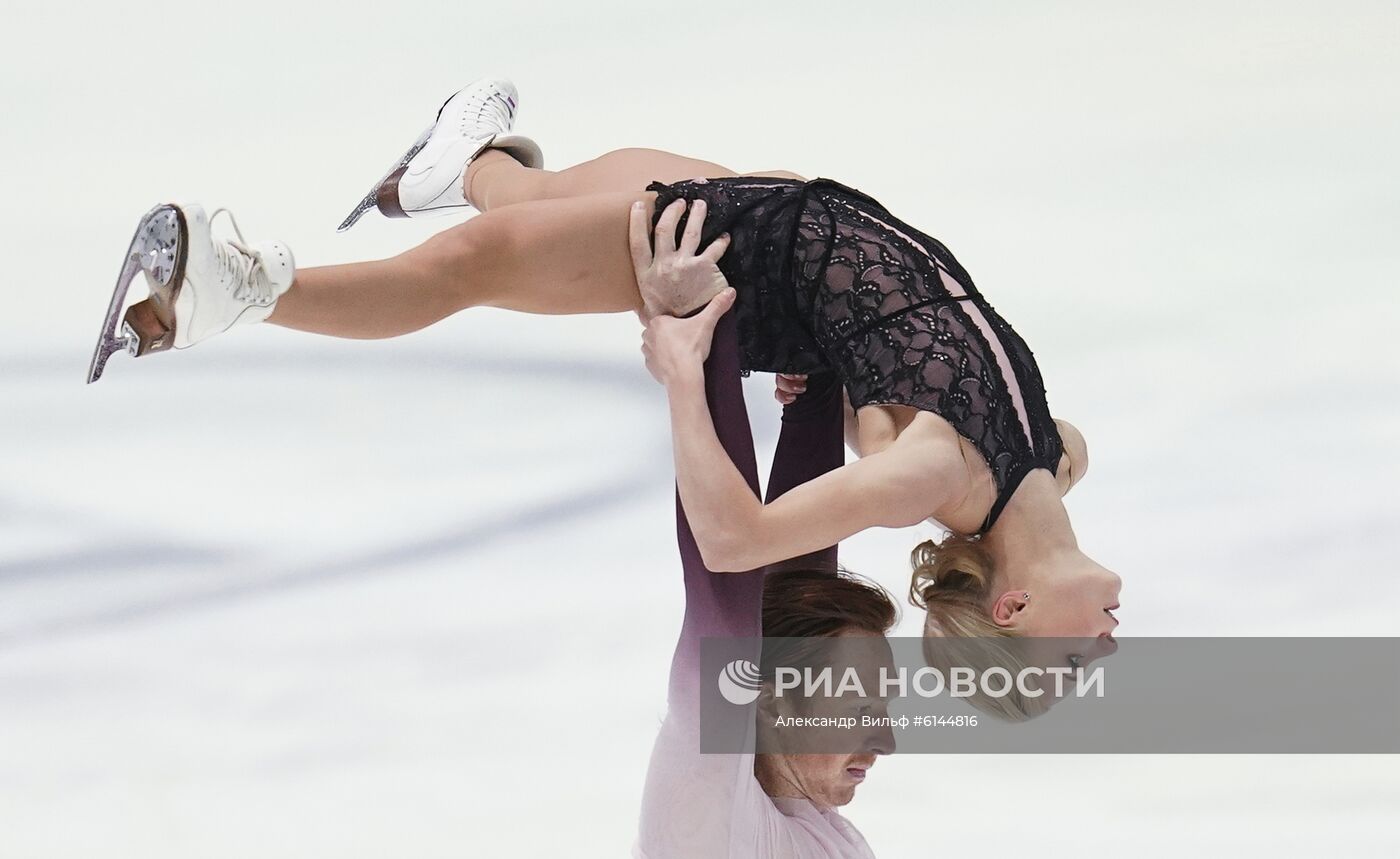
[456,88,514,139]
[165,203,295,350]
[208,208,276,306]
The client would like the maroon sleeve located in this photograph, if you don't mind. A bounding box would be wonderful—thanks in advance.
[667,309,845,708]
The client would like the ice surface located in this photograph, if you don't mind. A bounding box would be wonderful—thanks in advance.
[2,1,1398,856]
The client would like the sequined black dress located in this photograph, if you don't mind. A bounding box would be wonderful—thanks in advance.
[647,176,1063,532]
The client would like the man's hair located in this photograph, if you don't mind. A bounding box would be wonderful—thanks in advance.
[762,567,898,639]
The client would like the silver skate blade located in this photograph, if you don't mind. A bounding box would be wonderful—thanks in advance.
[337,124,434,232]
[86,253,142,384]
[86,205,184,384]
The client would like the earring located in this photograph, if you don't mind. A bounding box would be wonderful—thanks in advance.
[1023,592,1031,601]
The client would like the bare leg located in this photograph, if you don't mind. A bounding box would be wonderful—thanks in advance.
[465,146,804,210]
[270,190,656,337]
[268,148,805,338]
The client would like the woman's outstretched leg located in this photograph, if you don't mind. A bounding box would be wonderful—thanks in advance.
[268,146,805,339]
[269,190,658,337]
[465,147,805,210]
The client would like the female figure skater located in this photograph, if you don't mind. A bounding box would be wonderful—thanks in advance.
[90,76,1121,679]
[638,294,893,856]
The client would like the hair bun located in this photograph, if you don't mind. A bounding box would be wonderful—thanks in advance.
[908,535,993,609]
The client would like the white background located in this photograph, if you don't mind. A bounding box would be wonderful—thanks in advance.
[2,0,1397,855]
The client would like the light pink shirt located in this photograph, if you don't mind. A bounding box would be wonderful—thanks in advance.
[634,719,876,858]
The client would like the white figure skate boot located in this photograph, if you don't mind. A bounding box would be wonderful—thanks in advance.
[87,204,295,383]
[337,75,544,231]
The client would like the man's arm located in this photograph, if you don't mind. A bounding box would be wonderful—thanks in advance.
[666,307,764,711]
[638,202,853,857]
[778,372,861,460]
[764,371,846,574]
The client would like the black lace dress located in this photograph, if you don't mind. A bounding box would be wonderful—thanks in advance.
[646,176,1062,533]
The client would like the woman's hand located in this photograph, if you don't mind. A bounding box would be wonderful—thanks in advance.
[629,197,732,324]
[640,288,738,387]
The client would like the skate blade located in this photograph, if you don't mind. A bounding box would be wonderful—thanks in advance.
[86,205,188,384]
[336,87,479,232]
[336,124,434,232]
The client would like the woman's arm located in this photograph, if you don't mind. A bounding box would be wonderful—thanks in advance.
[664,360,959,572]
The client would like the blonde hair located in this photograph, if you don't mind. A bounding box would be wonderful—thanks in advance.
[908,533,1049,722]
